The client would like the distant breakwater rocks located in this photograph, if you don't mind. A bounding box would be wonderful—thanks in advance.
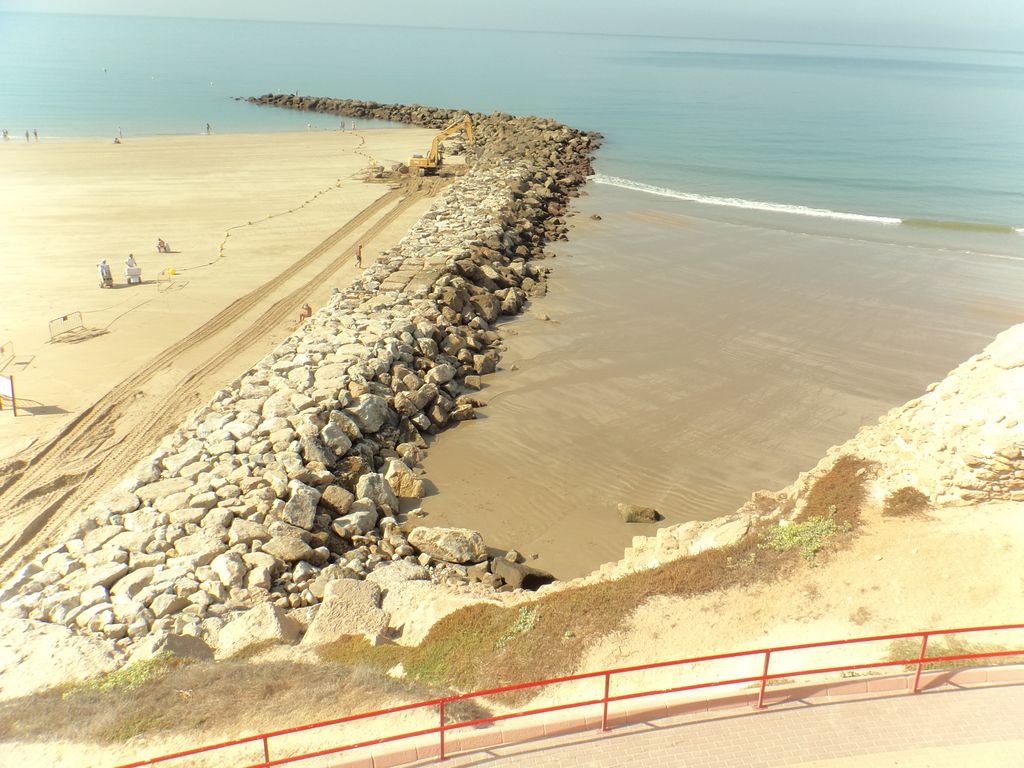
[0,100,599,659]
[246,93,601,180]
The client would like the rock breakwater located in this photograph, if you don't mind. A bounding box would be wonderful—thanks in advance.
[0,98,598,659]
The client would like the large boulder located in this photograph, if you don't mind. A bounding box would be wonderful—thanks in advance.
[384,459,426,499]
[347,394,390,434]
[355,473,399,514]
[130,633,214,663]
[211,551,248,589]
[216,603,301,658]
[301,580,390,645]
[689,514,751,556]
[408,527,487,564]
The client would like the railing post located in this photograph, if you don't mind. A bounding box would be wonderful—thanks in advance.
[756,650,772,709]
[439,699,446,760]
[912,634,930,693]
[262,735,270,767]
[601,673,611,732]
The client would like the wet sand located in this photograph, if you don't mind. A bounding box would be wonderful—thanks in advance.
[418,184,1024,579]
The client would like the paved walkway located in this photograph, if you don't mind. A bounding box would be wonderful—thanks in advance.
[426,685,1023,768]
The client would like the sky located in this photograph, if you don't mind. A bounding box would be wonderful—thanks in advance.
[1,0,1023,51]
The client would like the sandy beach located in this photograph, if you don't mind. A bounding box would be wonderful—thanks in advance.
[0,127,437,456]
[417,184,1024,578]
[0,127,449,567]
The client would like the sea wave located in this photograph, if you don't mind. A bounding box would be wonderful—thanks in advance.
[590,174,902,225]
[589,175,1022,235]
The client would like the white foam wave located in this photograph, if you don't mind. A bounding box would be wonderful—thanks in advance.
[590,174,902,226]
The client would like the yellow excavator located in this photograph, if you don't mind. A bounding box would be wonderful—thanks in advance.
[408,115,475,175]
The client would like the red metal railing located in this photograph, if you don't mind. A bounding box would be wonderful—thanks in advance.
[115,622,1024,768]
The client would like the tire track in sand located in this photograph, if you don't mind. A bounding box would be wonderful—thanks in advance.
[0,177,446,582]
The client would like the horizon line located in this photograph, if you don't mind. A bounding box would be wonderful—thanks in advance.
[3,8,1023,58]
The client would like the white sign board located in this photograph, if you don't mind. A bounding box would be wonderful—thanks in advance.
[0,375,12,400]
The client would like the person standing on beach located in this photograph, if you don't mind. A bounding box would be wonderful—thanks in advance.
[25,130,30,142]
[33,129,38,141]
[2,129,8,142]
[355,244,363,268]
[206,122,211,134]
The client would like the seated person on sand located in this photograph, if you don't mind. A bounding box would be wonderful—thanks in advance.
[298,303,313,324]
[157,238,170,253]
[113,137,121,144]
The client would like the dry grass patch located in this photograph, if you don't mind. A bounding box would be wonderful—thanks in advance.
[883,486,930,517]
[798,455,876,526]
[0,657,487,744]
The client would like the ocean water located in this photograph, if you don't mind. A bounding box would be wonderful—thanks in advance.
[2,12,1023,234]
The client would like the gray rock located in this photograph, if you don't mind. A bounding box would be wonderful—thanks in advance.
[408,527,487,564]
[130,633,214,662]
[347,394,390,434]
[282,480,321,529]
[216,603,301,658]
[320,422,353,456]
[301,580,389,645]
[356,472,399,514]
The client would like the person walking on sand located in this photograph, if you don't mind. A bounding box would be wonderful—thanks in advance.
[25,130,29,142]
[33,129,38,141]
[355,244,363,268]
[206,122,211,134]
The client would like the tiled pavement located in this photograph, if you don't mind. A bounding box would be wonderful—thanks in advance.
[427,684,1024,768]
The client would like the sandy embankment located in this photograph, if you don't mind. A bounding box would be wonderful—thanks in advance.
[419,184,1024,578]
[0,128,441,573]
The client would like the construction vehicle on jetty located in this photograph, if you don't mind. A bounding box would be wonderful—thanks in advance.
[408,115,474,176]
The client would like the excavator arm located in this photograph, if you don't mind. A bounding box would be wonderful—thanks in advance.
[409,115,475,174]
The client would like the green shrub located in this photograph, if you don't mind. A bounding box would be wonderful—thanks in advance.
[759,506,851,561]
